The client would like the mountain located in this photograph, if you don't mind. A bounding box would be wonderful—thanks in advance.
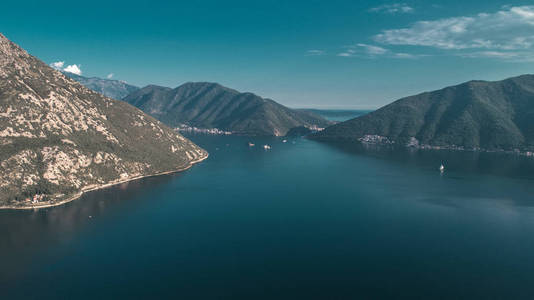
[0,33,208,208]
[62,72,139,100]
[311,75,534,152]
[123,82,333,136]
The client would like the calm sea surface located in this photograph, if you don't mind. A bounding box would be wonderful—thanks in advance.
[303,109,370,122]
[3,117,534,298]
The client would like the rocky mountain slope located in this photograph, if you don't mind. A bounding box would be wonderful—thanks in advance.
[0,33,207,208]
[62,72,139,100]
[123,82,333,136]
[311,75,534,152]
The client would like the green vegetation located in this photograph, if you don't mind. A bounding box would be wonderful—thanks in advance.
[311,75,534,152]
[123,82,333,136]
[285,126,312,137]
[0,33,207,207]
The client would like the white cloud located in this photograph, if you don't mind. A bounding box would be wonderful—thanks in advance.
[392,52,418,59]
[374,5,534,58]
[369,3,414,14]
[107,73,114,79]
[337,49,356,57]
[337,44,420,59]
[357,43,388,55]
[338,45,384,57]
[458,51,534,62]
[50,61,64,69]
[306,50,326,56]
[50,60,84,75]
[460,51,520,59]
[63,64,82,75]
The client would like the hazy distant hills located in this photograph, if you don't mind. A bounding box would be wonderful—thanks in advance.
[123,82,333,136]
[312,75,534,151]
[62,72,139,100]
[0,33,207,208]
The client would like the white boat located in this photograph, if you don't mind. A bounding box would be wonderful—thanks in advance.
[263,145,271,150]
[440,164,445,172]
[248,142,255,147]
[282,139,287,143]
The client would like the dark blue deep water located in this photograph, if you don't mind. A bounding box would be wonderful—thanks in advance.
[2,133,534,299]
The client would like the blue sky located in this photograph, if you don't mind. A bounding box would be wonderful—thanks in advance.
[2,0,534,108]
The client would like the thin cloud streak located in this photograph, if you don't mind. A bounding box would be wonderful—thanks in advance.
[337,44,423,59]
[369,3,414,14]
[306,49,326,56]
[373,5,534,61]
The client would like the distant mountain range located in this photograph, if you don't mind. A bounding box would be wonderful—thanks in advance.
[312,75,534,152]
[0,33,207,208]
[62,72,139,100]
[123,82,333,136]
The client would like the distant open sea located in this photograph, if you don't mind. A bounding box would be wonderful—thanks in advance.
[300,108,371,122]
[3,111,534,299]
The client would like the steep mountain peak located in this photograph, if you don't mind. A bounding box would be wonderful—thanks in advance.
[180,81,220,88]
[0,34,207,208]
[143,84,171,91]
[177,81,239,94]
[124,81,333,136]
[0,33,25,56]
[0,33,12,48]
[0,33,32,73]
[312,74,534,151]
[0,33,7,45]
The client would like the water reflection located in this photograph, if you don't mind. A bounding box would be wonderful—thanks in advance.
[2,134,534,299]
[318,140,534,180]
[0,173,176,282]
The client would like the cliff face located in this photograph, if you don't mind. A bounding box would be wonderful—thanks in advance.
[124,82,333,136]
[312,75,534,151]
[0,33,207,208]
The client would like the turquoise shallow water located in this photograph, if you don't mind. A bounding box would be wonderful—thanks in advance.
[2,133,534,299]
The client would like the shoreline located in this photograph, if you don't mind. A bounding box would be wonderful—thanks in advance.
[0,153,208,210]
[312,136,534,158]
